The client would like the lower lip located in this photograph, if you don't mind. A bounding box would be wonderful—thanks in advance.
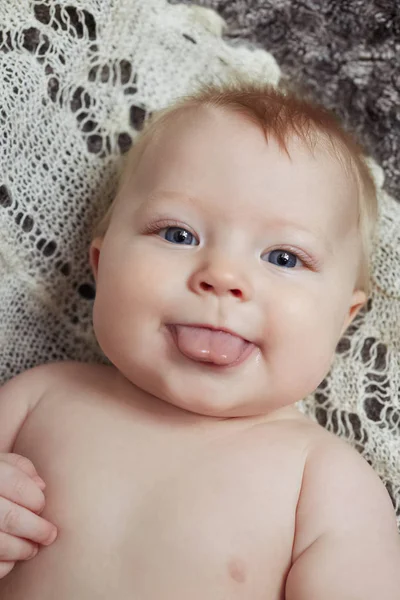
[165,325,257,370]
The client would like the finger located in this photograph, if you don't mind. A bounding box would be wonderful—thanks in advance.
[33,476,46,491]
[0,561,15,579]
[0,454,43,484]
[0,497,57,546]
[0,531,38,561]
[0,462,45,513]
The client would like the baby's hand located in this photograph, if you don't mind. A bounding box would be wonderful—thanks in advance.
[0,453,57,578]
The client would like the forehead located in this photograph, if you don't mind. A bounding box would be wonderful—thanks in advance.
[127,105,359,239]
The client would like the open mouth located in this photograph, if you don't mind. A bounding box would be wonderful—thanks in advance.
[166,324,256,368]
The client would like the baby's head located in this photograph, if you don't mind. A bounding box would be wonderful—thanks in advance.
[90,79,378,418]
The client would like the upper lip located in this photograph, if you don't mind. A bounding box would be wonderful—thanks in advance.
[169,323,252,344]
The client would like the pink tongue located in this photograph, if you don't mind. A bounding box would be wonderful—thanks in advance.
[173,326,247,365]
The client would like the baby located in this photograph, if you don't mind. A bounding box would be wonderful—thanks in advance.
[0,79,399,599]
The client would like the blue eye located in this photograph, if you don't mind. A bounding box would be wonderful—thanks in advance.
[160,227,198,246]
[265,250,298,268]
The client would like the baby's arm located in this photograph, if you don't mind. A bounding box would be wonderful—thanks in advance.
[0,366,46,452]
[0,366,58,577]
[286,438,400,599]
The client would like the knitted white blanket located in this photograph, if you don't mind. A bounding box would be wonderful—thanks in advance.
[0,0,399,527]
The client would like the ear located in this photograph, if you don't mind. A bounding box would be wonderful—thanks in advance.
[90,237,103,282]
[340,289,367,337]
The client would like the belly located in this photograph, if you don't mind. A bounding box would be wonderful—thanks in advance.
[0,391,301,600]
[0,529,288,600]
[0,461,292,600]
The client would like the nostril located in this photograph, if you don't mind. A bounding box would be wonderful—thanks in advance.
[231,289,242,298]
[198,281,243,298]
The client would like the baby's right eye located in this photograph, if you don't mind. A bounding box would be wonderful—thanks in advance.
[159,227,199,246]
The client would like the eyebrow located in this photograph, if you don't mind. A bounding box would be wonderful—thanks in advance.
[145,190,201,206]
[144,190,333,256]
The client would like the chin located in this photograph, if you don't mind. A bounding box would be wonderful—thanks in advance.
[159,384,261,418]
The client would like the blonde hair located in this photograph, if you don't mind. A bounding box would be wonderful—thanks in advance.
[95,78,378,295]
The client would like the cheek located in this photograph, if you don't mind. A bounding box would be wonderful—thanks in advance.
[261,290,344,396]
[94,243,184,321]
[265,285,345,363]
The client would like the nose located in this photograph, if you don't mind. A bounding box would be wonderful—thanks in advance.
[188,259,253,301]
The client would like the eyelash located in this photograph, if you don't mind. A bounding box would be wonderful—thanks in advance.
[266,246,320,271]
[143,220,320,271]
[142,219,194,236]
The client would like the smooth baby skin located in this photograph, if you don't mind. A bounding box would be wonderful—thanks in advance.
[0,362,399,600]
[1,105,400,598]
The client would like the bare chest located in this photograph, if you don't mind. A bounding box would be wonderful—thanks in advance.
[3,391,306,600]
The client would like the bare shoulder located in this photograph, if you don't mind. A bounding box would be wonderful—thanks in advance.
[28,360,114,383]
[252,406,327,446]
[284,423,400,598]
[0,363,59,408]
[292,424,399,562]
[244,407,326,477]
[0,362,108,452]
[1,361,115,401]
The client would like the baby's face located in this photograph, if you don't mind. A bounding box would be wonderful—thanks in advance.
[91,106,366,417]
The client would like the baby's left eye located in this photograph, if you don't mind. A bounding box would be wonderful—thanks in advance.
[263,250,300,268]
